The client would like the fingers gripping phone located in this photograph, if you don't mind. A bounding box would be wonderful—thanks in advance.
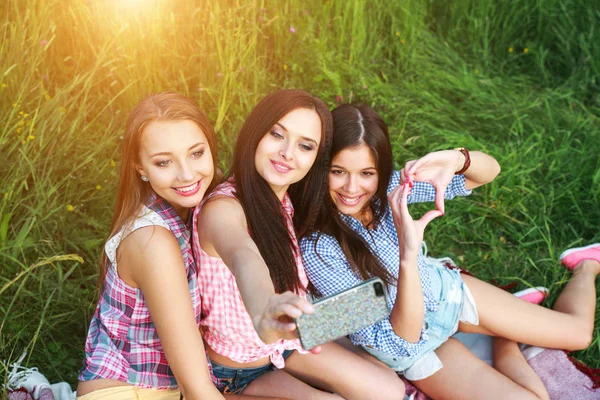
[295,278,389,350]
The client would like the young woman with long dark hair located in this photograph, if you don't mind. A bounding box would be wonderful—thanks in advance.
[194,90,405,399]
[300,103,600,400]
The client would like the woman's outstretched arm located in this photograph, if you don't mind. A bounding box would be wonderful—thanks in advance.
[197,197,314,345]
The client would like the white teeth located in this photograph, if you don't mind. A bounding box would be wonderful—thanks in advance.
[340,194,361,204]
[175,181,198,193]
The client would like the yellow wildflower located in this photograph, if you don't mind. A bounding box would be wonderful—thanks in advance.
[110,159,116,167]
[508,47,514,53]
[283,64,288,70]
[523,48,529,54]
[17,120,25,127]
[45,93,51,101]
[400,39,406,45]
[27,135,35,141]
[16,127,22,133]
[1,83,6,88]
[19,111,24,115]
[395,31,400,37]
[96,185,102,190]
[12,103,17,107]
[66,204,74,212]
[23,113,28,117]
[500,236,507,244]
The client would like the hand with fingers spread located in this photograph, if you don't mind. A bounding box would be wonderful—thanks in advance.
[253,292,322,354]
[399,150,466,215]
[388,180,443,258]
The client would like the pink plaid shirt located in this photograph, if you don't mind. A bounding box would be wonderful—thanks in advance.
[79,194,206,389]
[193,180,308,369]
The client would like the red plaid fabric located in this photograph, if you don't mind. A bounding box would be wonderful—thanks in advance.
[79,193,206,389]
[193,180,308,369]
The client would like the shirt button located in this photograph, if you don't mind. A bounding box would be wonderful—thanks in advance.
[424,322,429,330]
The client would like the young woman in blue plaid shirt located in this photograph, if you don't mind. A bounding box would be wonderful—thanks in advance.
[300,103,600,400]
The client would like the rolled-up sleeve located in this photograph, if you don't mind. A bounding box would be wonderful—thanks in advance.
[300,233,428,357]
[388,171,472,203]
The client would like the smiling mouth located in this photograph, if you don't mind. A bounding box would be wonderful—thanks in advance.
[336,193,364,206]
[173,180,202,196]
[270,160,293,173]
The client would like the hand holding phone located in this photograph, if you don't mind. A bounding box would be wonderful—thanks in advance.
[253,291,314,345]
[295,278,389,350]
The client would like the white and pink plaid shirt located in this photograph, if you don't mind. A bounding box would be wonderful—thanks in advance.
[80,193,207,389]
[193,179,308,369]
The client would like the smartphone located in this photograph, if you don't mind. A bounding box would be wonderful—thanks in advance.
[295,277,389,350]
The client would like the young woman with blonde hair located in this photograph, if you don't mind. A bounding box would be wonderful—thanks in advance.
[77,92,289,400]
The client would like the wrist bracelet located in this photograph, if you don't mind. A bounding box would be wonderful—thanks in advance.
[454,147,471,175]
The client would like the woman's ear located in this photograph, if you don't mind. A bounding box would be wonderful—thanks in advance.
[135,164,146,178]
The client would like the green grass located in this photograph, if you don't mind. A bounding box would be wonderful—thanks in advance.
[1,0,599,391]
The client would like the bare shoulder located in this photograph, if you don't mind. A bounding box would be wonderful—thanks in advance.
[196,194,253,258]
[197,195,247,233]
[117,225,182,287]
[200,194,245,219]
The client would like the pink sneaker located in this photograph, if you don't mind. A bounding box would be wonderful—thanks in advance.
[559,243,600,270]
[514,287,549,304]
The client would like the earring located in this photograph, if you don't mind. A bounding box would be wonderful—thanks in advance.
[141,175,149,182]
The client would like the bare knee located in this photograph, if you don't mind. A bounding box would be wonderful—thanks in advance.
[342,368,404,400]
[375,371,405,400]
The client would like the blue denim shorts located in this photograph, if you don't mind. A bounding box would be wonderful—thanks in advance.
[363,263,478,381]
[210,350,294,394]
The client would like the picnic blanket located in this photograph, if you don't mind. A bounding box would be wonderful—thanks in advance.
[6,342,599,400]
[399,332,600,400]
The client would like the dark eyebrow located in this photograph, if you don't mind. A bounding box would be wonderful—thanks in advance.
[150,142,206,158]
[275,122,319,146]
[330,164,377,171]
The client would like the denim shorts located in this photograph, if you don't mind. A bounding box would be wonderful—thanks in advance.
[363,263,478,381]
[210,350,294,394]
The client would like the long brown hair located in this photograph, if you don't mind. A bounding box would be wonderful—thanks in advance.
[99,92,218,286]
[231,89,333,294]
[310,104,396,287]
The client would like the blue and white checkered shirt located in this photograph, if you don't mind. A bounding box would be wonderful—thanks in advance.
[300,171,471,357]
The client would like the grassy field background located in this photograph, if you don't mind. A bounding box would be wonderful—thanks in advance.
[1,0,599,390]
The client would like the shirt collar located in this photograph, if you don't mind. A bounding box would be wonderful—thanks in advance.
[146,192,192,238]
[281,193,294,217]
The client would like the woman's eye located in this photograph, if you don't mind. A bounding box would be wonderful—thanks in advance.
[362,171,375,176]
[270,130,284,139]
[191,150,205,158]
[300,143,315,151]
[330,169,344,175]
[155,160,170,167]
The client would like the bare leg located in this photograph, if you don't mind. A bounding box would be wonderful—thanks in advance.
[413,338,542,400]
[492,337,549,400]
[243,369,338,400]
[283,341,405,400]
[552,260,600,328]
[458,260,600,350]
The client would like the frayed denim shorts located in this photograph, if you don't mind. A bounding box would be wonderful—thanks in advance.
[210,350,294,394]
[363,263,478,381]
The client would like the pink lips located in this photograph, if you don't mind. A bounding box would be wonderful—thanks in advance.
[270,160,293,173]
[172,179,202,197]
